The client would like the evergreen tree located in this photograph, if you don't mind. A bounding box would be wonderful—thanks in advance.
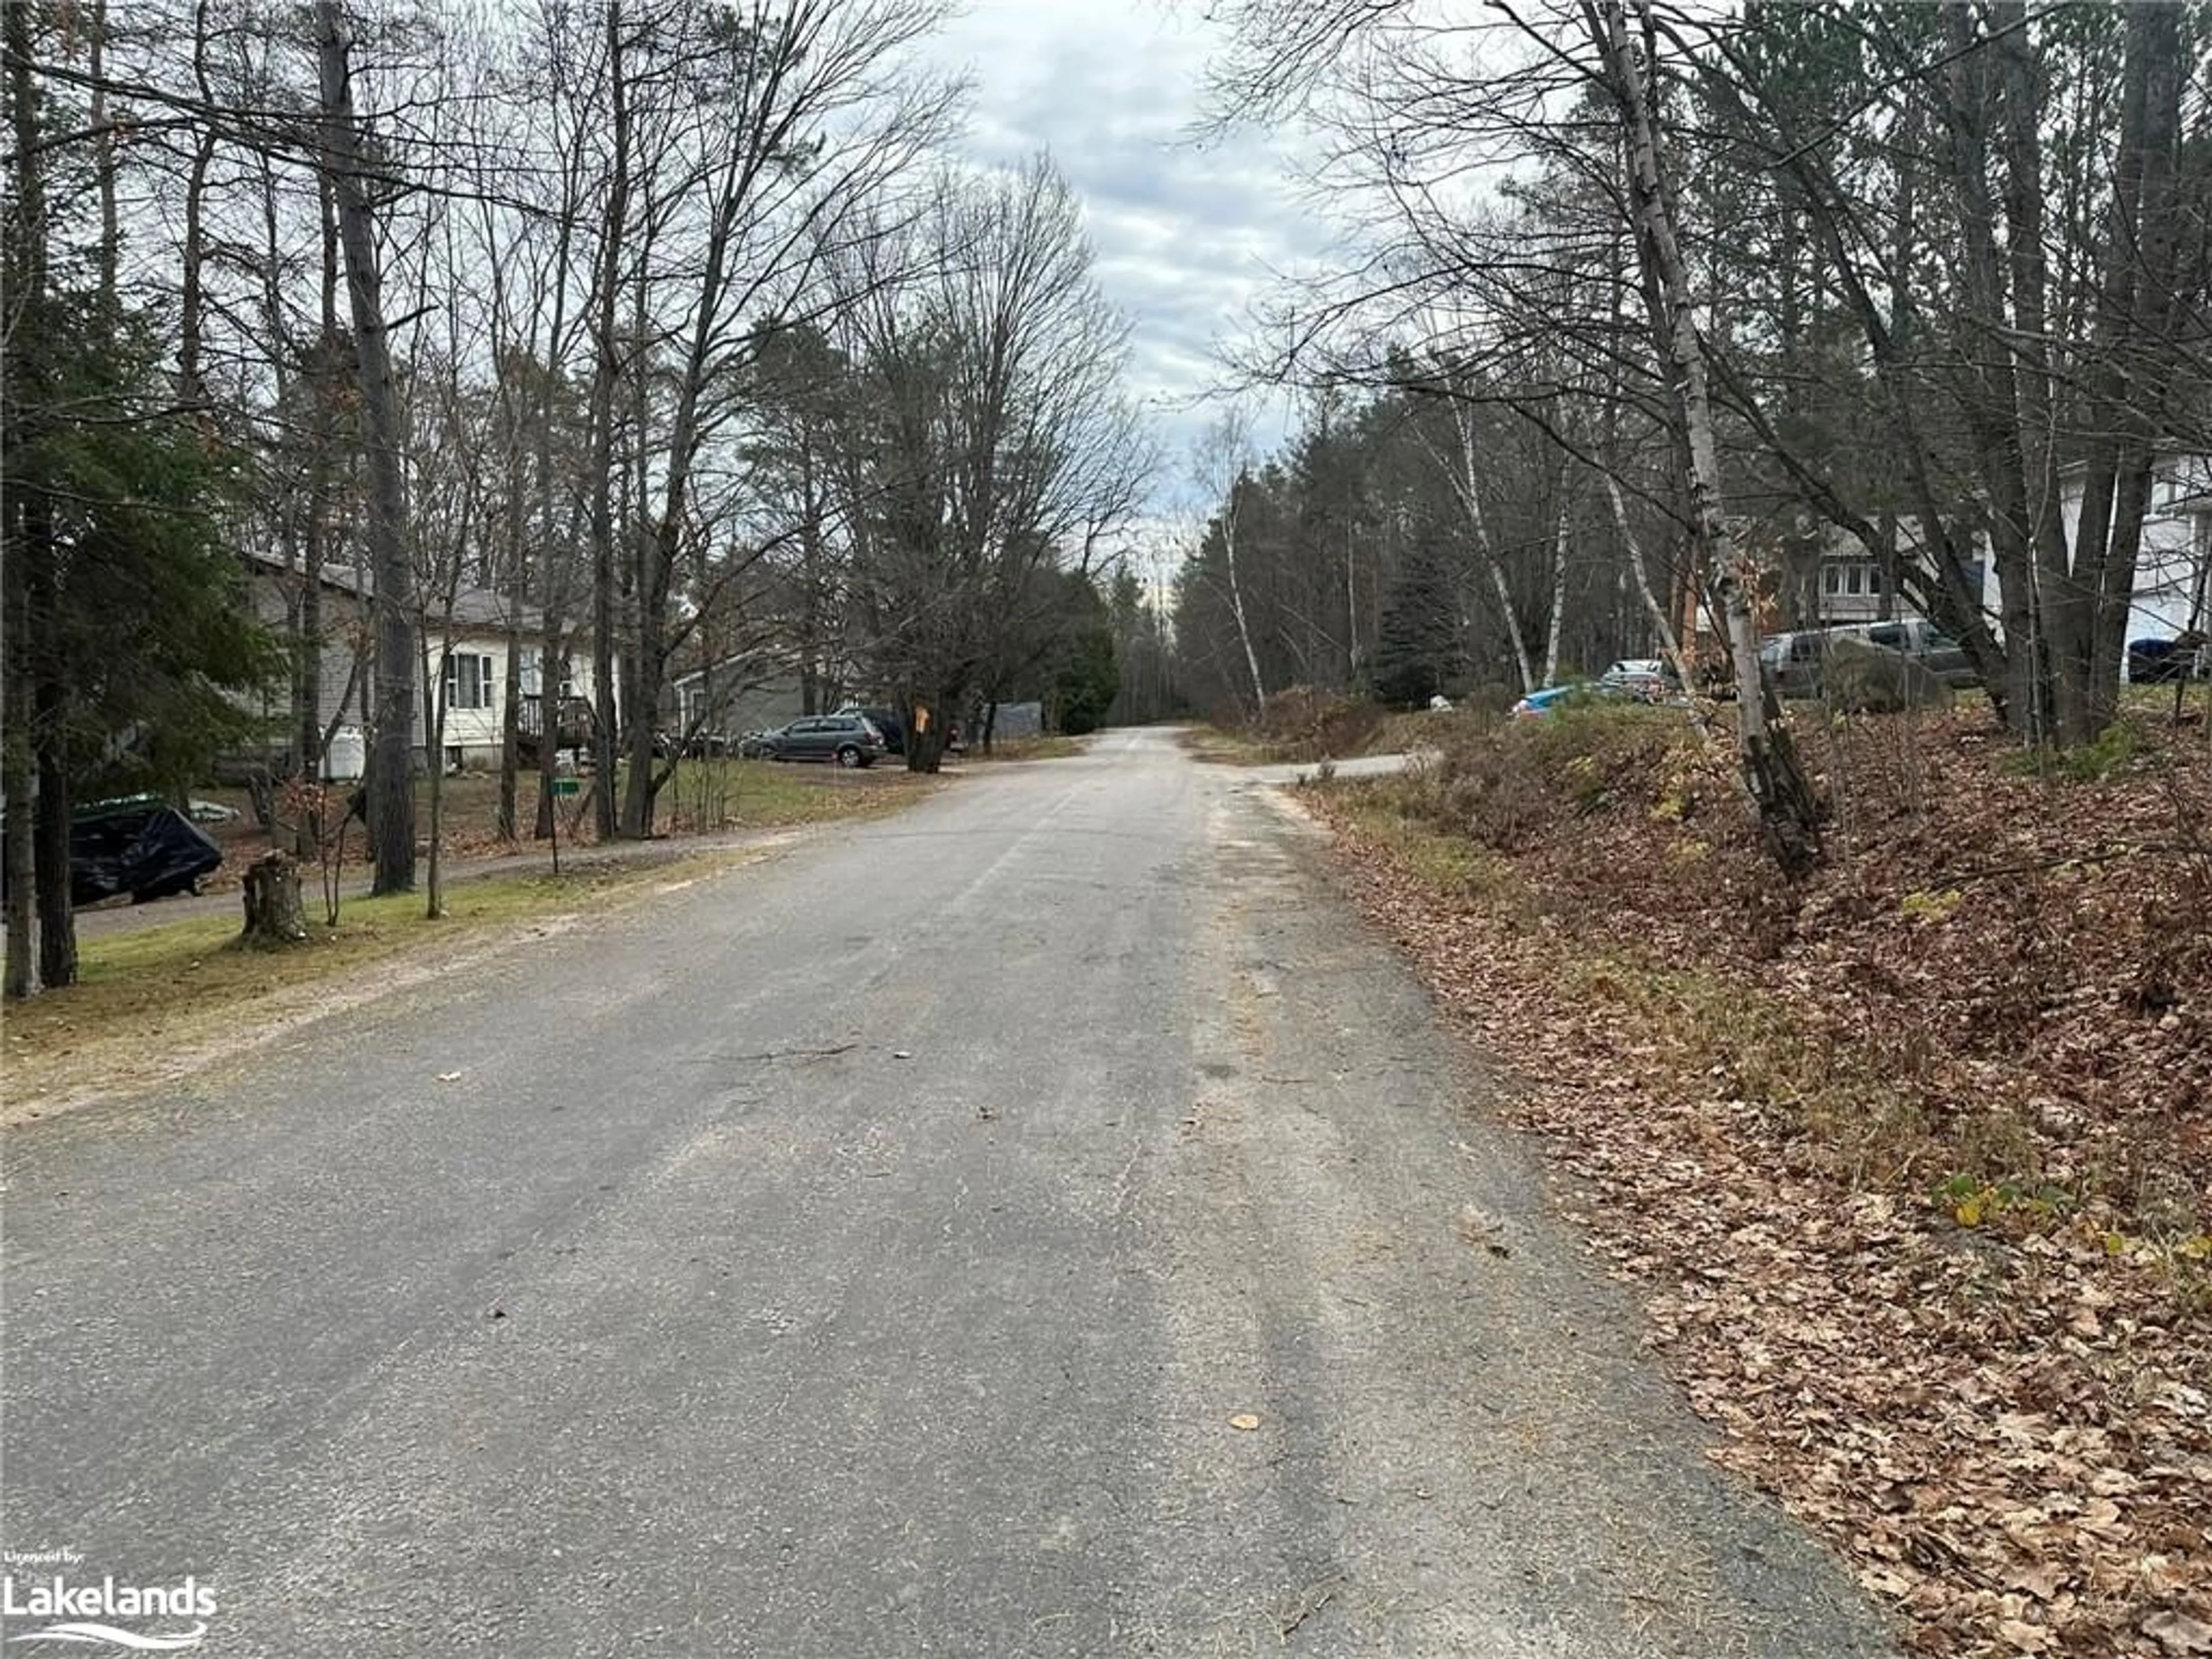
[1369,539,1459,707]
[3,7,282,995]
[1050,592,1119,736]
[10,300,285,802]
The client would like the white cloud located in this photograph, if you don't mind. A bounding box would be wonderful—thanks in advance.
[921,0,1322,508]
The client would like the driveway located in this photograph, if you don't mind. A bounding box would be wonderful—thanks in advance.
[71,824,801,940]
[1240,750,1433,787]
[0,728,1897,1657]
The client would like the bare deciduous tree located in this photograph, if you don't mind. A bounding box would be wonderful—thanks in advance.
[832,159,1152,771]
[316,0,416,892]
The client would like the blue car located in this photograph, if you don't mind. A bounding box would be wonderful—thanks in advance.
[1509,684,1592,720]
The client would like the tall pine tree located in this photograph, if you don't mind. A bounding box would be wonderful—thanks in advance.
[1369,538,1460,707]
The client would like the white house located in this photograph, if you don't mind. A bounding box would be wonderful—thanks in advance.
[1796,456,2209,677]
[2056,452,2212,657]
[244,554,598,775]
[419,585,598,772]
[1805,532,1990,632]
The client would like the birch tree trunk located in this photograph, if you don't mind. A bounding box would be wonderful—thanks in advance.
[1596,0,1820,876]
[1432,400,1537,692]
[1222,491,1268,713]
[1543,480,1569,690]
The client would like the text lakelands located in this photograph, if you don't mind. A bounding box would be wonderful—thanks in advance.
[2,1577,218,1619]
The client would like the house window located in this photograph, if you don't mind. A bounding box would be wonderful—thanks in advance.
[444,652,495,711]
[518,650,574,699]
[1844,566,1865,596]
[683,685,709,731]
[1821,566,1842,596]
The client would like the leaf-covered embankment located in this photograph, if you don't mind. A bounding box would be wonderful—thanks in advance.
[1305,702,2211,1659]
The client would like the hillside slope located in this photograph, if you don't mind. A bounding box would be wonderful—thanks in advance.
[1308,704,2210,1659]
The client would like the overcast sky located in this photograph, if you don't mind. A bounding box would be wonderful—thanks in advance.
[923,0,1327,524]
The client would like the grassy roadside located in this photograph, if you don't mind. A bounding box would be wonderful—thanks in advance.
[5,771,940,1119]
[1299,704,2211,1659]
[0,850,759,1119]
[1180,693,1481,766]
[963,734,1088,762]
[651,756,931,829]
[192,757,929,884]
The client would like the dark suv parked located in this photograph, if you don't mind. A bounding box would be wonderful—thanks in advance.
[760,714,887,768]
[836,704,906,755]
[2129,636,2209,684]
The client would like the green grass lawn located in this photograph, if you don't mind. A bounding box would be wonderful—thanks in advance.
[196,757,930,848]
[5,762,941,1113]
[0,853,751,1108]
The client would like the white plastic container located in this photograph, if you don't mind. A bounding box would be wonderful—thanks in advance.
[325,725,366,782]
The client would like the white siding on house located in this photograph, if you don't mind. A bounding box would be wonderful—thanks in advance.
[2057,456,2212,665]
[239,554,608,777]
[1806,526,1991,632]
[1812,558,1893,625]
[238,563,369,762]
[426,632,596,768]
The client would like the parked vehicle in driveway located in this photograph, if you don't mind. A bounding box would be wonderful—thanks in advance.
[1759,631,1825,699]
[1845,620,1979,688]
[1510,684,1594,720]
[0,795,225,907]
[835,704,907,755]
[1596,658,1680,702]
[1760,620,1979,700]
[755,714,887,767]
[2129,635,2210,683]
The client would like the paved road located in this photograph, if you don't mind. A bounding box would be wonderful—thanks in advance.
[1,729,1897,1657]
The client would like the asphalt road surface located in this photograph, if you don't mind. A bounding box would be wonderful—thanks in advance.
[1,728,1899,1658]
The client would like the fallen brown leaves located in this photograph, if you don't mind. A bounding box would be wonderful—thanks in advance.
[1308,704,2210,1659]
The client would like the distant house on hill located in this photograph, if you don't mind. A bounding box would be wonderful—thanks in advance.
[1768,454,2209,680]
[2058,453,2212,656]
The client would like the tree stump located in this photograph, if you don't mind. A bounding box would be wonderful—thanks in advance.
[240,850,309,946]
